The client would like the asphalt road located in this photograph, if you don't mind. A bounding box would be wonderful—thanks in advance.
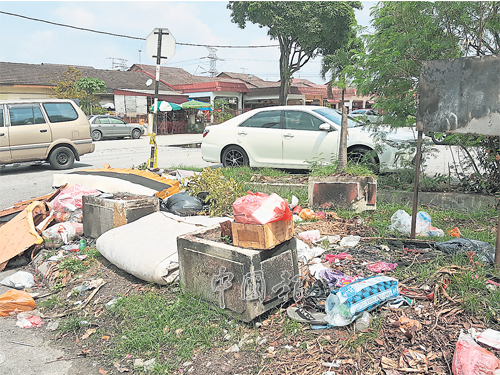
[0,134,463,210]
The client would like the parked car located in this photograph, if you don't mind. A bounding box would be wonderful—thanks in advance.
[0,99,95,169]
[201,106,417,173]
[87,115,145,141]
[349,109,383,123]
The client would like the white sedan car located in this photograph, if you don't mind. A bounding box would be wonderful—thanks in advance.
[201,106,417,173]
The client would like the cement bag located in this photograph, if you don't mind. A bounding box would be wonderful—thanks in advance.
[96,212,229,285]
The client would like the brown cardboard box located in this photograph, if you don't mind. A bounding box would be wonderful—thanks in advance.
[231,220,294,250]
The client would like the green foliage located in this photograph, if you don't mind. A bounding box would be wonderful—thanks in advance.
[58,257,90,274]
[50,66,83,100]
[185,167,245,217]
[38,296,64,310]
[59,316,85,333]
[213,99,235,124]
[228,1,361,105]
[75,77,107,116]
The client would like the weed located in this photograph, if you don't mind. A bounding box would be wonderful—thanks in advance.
[59,316,85,333]
[58,257,89,274]
[220,235,232,244]
[50,282,66,292]
[81,247,100,260]
[38,296,64,310]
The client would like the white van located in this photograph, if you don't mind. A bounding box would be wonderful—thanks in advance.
[0,99,95,169]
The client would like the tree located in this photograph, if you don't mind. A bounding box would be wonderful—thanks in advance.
[321,30,364,172]
[50,66,83,100]
[75,77,107,115]
[227,1,361,105]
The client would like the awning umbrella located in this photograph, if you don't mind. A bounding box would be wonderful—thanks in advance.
[180,100,212,109]
[150,101,182,112]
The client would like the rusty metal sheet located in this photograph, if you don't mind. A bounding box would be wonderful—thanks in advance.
[417,54,500,136]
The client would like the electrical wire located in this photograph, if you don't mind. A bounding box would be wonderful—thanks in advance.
[0,10,279,48]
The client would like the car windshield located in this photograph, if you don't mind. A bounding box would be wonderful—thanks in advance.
[312,107,362,128]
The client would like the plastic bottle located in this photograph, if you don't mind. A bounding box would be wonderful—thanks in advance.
[79,239,87,251]
[355,311,372,332]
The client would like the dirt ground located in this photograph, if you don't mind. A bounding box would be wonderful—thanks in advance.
[1,211,499,375]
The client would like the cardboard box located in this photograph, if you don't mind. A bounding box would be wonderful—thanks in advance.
[231,220,294,250]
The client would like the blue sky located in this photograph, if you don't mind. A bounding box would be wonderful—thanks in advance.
[0,1,375,84]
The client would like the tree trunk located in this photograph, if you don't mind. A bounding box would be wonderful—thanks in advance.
[279,39,291,106]
[337,89,348,172]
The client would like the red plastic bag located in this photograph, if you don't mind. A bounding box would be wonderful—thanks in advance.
[452,331,500,375]
[233,192,292,225]
[53,184,100,213]
[0,290,36,317]
[367,262,398,273]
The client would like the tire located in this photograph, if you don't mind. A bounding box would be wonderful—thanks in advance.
[347,146,379,174]
[431,132,448,145]
[49,146,75,170]
[131,129,141,139]
[92,130,102,141]
[222,146,249,167]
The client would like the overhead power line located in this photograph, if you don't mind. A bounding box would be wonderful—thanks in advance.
[0,10,279,48]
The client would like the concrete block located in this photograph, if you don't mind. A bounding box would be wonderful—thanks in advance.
[308,175,377,212]
[178,226,299,322]
[82,193,159,238]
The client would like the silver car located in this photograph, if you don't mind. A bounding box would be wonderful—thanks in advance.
[88,115,144,141]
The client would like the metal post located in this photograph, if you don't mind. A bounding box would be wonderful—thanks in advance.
[150,29,163,169]
[410,128,424,239]
[495,209,500,268]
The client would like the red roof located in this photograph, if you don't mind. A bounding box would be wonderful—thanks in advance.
[173,81,249,93]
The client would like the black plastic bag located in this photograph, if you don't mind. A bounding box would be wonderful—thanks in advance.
[434,237,496,263]
[162,192,204,216]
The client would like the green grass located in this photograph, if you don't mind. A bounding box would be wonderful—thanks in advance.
[58,257,89,274]
[38,296,64,310]
[108,287,234,373]
[59,315,86,333]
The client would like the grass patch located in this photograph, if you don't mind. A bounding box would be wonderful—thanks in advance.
[38,296,64,310]
[58,257,90,274]
[59,315,85,333]
[108,287,233,373]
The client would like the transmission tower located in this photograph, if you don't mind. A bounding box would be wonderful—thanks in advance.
[207,47,221,77]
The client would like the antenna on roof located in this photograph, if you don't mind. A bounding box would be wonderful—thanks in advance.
[107,57,128,71]
[241,68,248,74]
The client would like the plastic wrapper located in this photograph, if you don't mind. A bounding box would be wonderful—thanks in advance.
[389,210,441,237]
[452,331,500,375]
[54,208,83,223]
[324,276,399,326]
[298,229,321,242]
[233,192,292,225]
[163,192,203,216]
[299,208,324,221]
[0,290,36,317]
[53,184,100,213]
[0,271,35,289]
[16,311,44,328]
[42,222,83,249]
[435,238,496,264]
[366,262,398,273]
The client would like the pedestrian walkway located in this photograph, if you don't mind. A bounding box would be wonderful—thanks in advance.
[153,134,203,146]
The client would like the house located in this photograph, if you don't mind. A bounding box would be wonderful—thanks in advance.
[0,61,188,118]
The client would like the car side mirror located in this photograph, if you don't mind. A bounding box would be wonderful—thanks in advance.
[319,123,335,131]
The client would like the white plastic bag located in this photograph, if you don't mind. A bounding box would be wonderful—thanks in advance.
[0,271,35,289]
[416,211,431,236]
[42,222,83,249]
[389,209,412,234]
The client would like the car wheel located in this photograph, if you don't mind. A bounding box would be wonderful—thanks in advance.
[49,146,75,170]
[92,130,102,141]
[431,132,448,145]
[222,146,249,167]
[132,129,141,139]
[347,146,379,174]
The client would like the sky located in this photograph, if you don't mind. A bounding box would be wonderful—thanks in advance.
[0,1,376,84]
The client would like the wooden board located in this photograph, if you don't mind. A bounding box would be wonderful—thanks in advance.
[231,220,294,250]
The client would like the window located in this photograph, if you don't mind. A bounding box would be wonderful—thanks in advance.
[239,111,281,128]
[42,102,78,123]
[98,117,110,124]
[0,107,3,127]
[109,117,126,124]
[313,107,359,128]
[9,104,46,126]
[284,111,324,131]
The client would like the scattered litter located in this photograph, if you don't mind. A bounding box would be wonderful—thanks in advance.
[355,311,372,332]
[164,192,204,216]
[448,227,462,238]
[46,321,60,331]
[366,262,398,273]
[105,297,122,309]
[292,206,303,215]
[144,358,155,371]
[382,349,428,373]
[317,269,362,288]
[1,271,35,289]
[328,235,341,244]
[299,208,324,221]
[52,184,100,213]
[476,329,500,350]
[286,305,327,325]
[435,237,496,264]
[308,260,330,278]
[0,290,36,316]
[325,253,353,263]
[339,235,360,247]
[324,276,400,326]
[67,278,105,297]
[16,311,44,328]
[289,195,299,210]
[225,344,239,353]
[389,210,443,237]
[296,239,327,263]
[298,230,321,242]
[452,330,500,375]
